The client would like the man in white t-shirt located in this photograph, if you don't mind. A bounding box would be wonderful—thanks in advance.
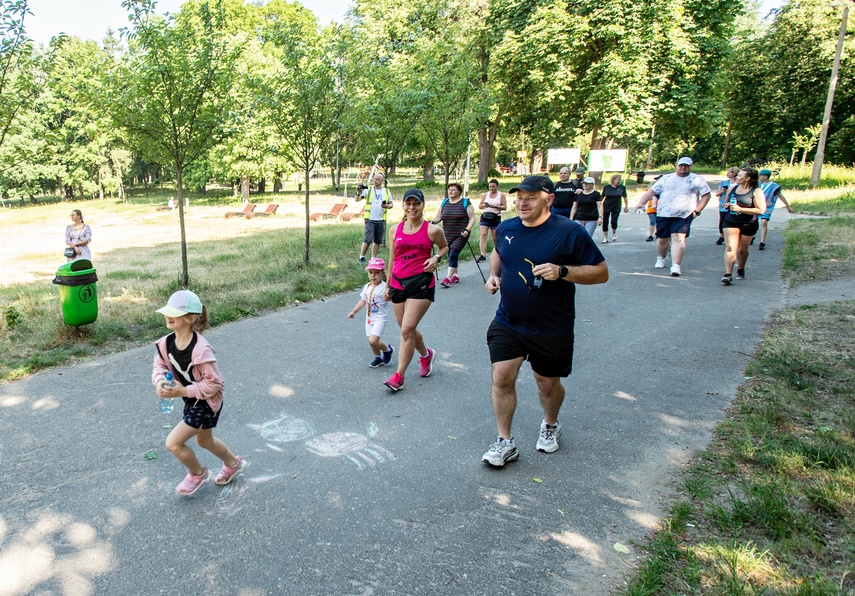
[355,173,393,264]
[635,157,711,277]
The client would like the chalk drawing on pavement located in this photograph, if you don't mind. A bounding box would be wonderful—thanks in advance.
[247,413,315,443]
[304,432,396,470]
[248,412,395,470]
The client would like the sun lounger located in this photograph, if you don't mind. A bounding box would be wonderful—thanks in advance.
[310,203,347,222]
[225,203,256,218]
[340,205,366,222]
[246,204,279,219]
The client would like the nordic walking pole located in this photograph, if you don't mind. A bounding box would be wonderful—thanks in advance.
[466,238,487,283]
[462,133,487,282]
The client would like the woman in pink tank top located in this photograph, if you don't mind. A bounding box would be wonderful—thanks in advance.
[382,188,448,392]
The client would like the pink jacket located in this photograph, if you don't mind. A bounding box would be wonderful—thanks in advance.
[152,333,224,413]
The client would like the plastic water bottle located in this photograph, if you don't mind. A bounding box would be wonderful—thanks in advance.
[159,372,176,413]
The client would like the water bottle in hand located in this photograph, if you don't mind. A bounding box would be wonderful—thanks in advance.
[160,372,176,413]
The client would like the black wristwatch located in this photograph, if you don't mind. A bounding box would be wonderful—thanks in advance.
[559,266,569,279]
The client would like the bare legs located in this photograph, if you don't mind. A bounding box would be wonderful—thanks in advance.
[658,233,687,265]
[490,358,564,439]
[166,422,238,475]
[392,298,431,378]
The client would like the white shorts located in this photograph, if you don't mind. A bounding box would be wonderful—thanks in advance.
[366,321,386,338]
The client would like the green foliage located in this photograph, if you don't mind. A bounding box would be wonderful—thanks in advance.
[256,1,347,263]
[107,0,245,283]
[725,0,855,164]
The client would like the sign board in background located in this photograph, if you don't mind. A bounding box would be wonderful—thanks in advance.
[588,149,628,172]
[547,148,581,166]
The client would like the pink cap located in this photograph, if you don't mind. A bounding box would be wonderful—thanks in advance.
[365,257,385,271]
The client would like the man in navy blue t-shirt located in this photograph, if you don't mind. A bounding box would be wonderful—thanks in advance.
[482,175,608,467]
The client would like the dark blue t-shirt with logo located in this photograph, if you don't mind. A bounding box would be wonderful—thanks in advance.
[494,215,605,335]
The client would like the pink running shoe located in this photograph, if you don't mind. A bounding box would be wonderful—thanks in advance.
[450,275,460,284]
[384,372,405,392]
[215,456,248,486]
[176,467,211,496]
[419,348,435,377]
[440,277,451,288]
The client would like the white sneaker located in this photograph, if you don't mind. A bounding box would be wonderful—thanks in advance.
[655,256,667,268]
[536,421,561,453]
[611,236,618,242]
[482,437,518,467]
[670,264,682,277]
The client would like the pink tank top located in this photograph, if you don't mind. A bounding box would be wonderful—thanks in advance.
[390,220,435,290]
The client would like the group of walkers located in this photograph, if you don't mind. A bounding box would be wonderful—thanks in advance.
[143,158,794,498]
[345,157,792,470]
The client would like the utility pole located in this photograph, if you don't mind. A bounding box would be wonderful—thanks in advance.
[811,2,849,187]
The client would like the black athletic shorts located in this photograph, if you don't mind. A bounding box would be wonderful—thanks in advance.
[722,219,759,237]
[486,320,574,378]
[389,284,436,303]
[183,398,221,429]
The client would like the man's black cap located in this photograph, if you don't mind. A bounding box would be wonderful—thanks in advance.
[509,176,555,194]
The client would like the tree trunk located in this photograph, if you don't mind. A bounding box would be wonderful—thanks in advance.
[258,178,265,193]
[789,149,796,167]
[532,150,543,174]
[721,119,732,169]
[303,169,311,265]
[477,117,501,184]
[176,165,190,287]
[241,175,250,204]
[274,173,282,193]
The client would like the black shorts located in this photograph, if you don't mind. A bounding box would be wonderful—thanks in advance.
[480,213,501,230]
[389,284,436,303]
[722,218,759,236]
[183,398,221,429]
[487,320,574,378]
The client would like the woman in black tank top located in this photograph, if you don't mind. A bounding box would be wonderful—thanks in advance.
[720,168,766,285]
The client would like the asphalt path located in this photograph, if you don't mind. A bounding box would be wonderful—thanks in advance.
[0,206,794,595]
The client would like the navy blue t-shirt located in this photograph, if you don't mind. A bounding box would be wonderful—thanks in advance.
[494,215,605,335]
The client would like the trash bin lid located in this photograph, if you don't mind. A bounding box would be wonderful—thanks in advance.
[55,259,95,276]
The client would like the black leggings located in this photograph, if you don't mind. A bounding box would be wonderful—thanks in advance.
[602,210,620,232]
[719,211,727,235]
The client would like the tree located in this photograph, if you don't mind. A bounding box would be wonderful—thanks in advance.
[725,0,854,164]
[257,1,346,264]
[107,0,243,285]
[0,0,38,152]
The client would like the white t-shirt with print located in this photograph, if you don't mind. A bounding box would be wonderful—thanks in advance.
[650,173,711,218]
[359,281,388,323]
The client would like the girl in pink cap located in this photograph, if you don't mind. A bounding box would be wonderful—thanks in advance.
[348,257,394,368]
[152,289,247,496]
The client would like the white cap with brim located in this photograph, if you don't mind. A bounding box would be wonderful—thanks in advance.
[677,157,693,166]
[582,177,595,184]
[156,289,203,317]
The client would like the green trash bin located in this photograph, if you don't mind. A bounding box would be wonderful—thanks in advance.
[52,259,98,326]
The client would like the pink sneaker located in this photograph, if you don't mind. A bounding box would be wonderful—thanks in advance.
[384,372,405,391]
[215,456,248,486]
[440,277,451,288]
[450,275,460,284]
[419,348,435,377]
[176,467,211,496]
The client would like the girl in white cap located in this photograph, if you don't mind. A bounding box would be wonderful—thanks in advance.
[152,290,247,496]
[348,257,394,368]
